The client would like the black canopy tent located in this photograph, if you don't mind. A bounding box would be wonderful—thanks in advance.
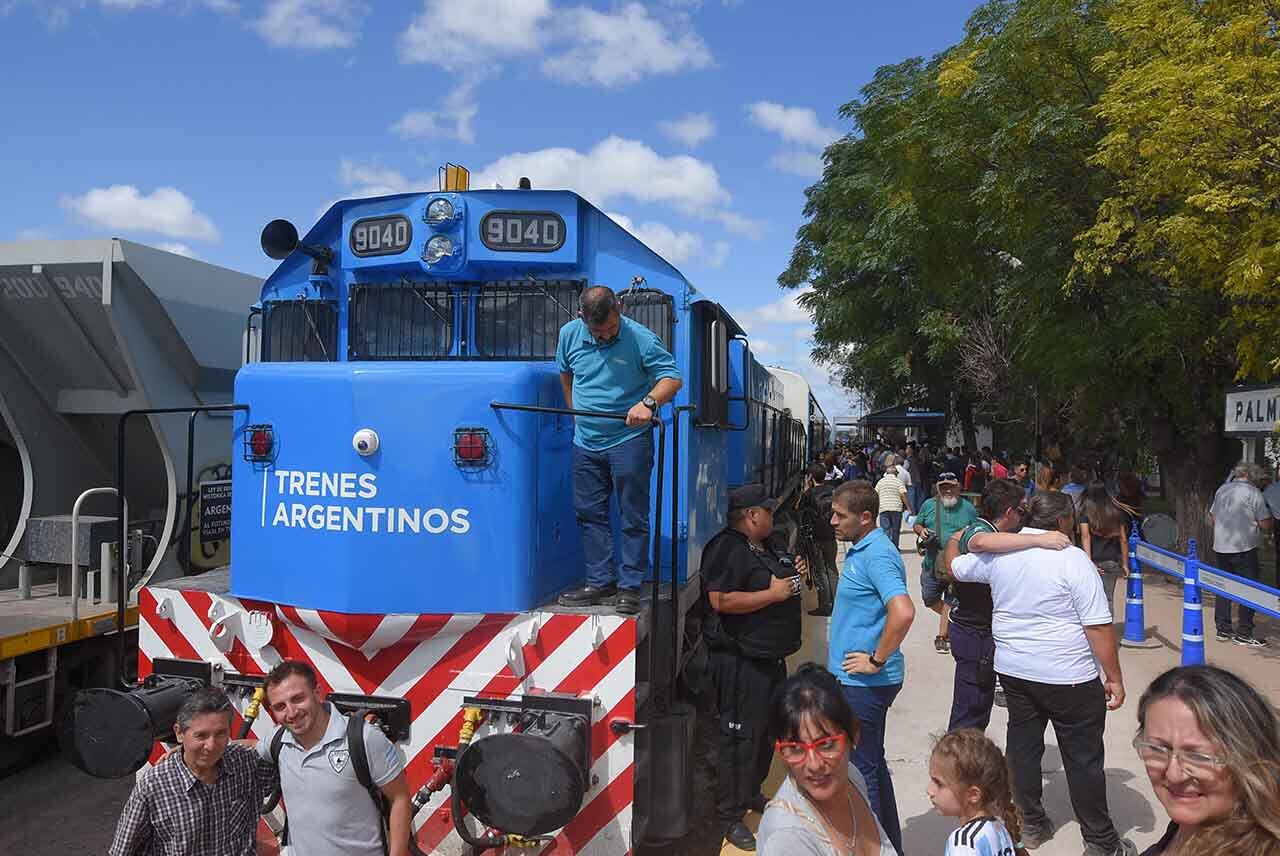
[859,402,946,429]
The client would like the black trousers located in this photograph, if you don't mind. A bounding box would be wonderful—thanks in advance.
[1000,674,1120,851]
[710,649,786,825]
[947,621,995,731]
[1214,549,1260,636]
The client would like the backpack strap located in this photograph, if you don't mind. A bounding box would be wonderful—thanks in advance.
[347,711,391,856]
[265,726,289,845]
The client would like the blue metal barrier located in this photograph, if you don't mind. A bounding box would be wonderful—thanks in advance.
[1125,523,1280,664]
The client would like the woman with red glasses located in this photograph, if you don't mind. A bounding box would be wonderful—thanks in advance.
[757,664,898,855]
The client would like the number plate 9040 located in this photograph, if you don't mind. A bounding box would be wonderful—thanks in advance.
[480,211,565,252]
[350,215,412,257]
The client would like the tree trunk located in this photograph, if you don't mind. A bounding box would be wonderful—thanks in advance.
[955,394,978,451]
[1150,418,1238,554]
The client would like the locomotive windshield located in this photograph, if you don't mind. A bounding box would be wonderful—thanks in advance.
[262,280,586,362]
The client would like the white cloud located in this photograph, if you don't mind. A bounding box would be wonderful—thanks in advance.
[752,339,776,354]
[736,286,813,326]
[606,212,704,266]
[658,113,715,148]
[473,136,730,214]
[336,160,423,198]
[544,3,712,86]
[61,185,220,241]
[748,101,840,149]
[714,210,764,239]
[707,240,730,268]
[15,229,53,241]
[3,0,236,30]
[399,0,550,67]
[770,150,824,178]
[251,0,367,51]
[157,242,200,259]
[391,82,478,144]
[399,0,710,87]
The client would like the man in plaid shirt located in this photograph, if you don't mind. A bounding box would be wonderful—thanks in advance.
[109,686,275,856]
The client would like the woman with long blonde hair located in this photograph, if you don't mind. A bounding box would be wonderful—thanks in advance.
[1135,665,1280,855]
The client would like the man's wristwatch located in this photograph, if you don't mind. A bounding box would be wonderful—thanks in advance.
[868,653,886,669]
[641,395,657,412]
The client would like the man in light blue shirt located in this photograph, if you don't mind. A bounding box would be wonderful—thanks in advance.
[828,479,915,855]
[556,286,681,615]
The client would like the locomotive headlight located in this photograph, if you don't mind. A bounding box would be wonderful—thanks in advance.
[425,198,454,225]
[424,235,453,264]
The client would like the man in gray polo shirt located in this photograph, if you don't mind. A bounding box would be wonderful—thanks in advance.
[260,660,411,856]
[1210,463,1274,647]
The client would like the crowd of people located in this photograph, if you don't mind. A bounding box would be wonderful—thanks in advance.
[704,445,1280,856]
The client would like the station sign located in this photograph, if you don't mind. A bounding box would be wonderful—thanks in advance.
[1224,384,1280,437]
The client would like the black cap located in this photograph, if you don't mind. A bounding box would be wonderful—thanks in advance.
[728,483,778,512]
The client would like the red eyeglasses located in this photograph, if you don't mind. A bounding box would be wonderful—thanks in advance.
[775,733,847,765]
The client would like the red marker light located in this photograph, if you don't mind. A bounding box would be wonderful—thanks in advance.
[248,424,273,458]
[455,431,486,461]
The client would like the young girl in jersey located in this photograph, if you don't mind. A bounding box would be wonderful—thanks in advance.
[928,729,1027,856]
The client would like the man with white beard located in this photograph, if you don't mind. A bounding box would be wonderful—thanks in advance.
[912,473,976,655]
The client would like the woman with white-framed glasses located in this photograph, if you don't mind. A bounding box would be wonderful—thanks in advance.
[758,664,898,855]
[1134,665,1280,855]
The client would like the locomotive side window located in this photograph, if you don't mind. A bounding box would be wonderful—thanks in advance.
[473,280,581,359]
[698,304,731,426]
[349,283,454,360]
[263,299,338,362]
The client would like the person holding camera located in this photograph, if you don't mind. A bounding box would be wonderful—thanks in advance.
[912,473,977,655]
[702,483,806,851]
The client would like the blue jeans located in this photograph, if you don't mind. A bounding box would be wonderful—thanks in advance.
[842,683,904,855]
[571,431,653,592]
[878,511,903,548]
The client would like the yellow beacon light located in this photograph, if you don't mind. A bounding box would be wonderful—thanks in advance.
[441,163,470,192]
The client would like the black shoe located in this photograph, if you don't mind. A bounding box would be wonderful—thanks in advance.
[1235,633,1268,648]
[615,590,641,615]
[746,792,769,814]
[1021,818,1055,850]
[1216,628,1233,642]
[558,584,617,608]
[724,821,756,851]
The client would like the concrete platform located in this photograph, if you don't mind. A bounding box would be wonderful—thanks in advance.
[721,533,1280,856]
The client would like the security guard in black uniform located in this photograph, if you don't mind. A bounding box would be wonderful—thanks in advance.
[703,483,805,851]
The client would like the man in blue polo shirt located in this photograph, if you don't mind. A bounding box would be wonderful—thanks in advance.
[829,479,915,855]
[556,285,682,615]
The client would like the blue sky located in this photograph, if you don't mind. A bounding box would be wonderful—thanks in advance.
[0,0,982,419]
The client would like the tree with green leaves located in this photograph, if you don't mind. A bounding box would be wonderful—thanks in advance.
[785,0,1279,543]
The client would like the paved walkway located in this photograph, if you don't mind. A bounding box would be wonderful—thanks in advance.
[723,530,1280,856]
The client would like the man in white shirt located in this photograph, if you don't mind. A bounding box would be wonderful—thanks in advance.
[950,491,1135,856]
[1264,472,1280,588]
[1209,463,1274,647]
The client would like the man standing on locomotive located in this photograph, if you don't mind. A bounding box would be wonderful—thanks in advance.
[556,285,682,616]
[702,483,805,851]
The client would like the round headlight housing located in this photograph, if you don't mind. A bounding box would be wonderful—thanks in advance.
[424,235,454,264]
[425,198,454,225]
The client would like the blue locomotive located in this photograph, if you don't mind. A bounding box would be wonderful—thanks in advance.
[235,181,814,615]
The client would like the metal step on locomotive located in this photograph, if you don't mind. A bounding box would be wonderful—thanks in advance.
[62,166,830,854]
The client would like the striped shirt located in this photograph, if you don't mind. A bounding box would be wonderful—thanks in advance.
[875,474,907,512]
[945,816,1016,856]
[109,744,276,856]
